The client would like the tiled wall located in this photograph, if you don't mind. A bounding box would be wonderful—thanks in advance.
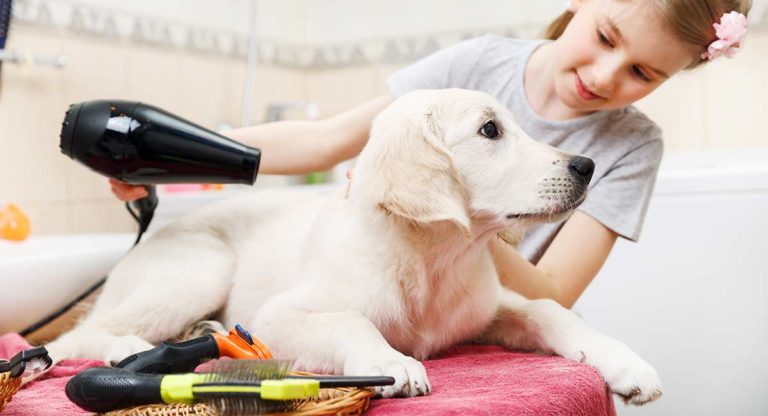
[0,28,307,234]
[1,0,766,235]
[635,32,768,150]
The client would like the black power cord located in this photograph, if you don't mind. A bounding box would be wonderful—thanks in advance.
[19,186,158,337]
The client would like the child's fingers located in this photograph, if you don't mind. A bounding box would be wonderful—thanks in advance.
[122,188,149,201]
[108,179,148,201]
[110,186,135,201]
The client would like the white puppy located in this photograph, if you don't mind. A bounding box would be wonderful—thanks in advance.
[48,89,662,404]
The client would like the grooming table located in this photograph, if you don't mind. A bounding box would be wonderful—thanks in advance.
[1,334,615,415]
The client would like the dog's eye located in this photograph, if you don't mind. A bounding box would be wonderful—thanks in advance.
[479,121,499,139]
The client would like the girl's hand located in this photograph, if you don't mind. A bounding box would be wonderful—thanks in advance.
[109,178,149,201]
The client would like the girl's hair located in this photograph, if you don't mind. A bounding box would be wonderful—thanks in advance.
[543,0,753,68]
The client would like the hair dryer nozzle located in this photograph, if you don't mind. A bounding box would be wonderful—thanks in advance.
[59,100,261,186]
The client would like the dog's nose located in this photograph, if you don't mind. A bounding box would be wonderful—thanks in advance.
[568,156,595,185]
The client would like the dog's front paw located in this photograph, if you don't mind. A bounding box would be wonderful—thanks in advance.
[587,339,663,406]
[607,357,663,406]
[103,335,154,366]
[344,350,431,398]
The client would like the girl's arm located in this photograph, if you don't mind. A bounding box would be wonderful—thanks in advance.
[226,95,393,174]
[491,211,618,309]
[109,95,393,201]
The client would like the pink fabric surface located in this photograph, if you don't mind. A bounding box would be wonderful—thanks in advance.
[1,333,103,416]
[2,334,615,415]
[368,344,617,416]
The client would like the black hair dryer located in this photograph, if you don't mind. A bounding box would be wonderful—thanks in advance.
[59,100,261,230]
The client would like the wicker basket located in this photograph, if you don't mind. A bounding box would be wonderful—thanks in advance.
[2,365,373,416]
[0,370,22,412]
[105,372,375,416]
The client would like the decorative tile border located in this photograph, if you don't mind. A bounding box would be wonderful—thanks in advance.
[8,0,549,69]
[10,0,767,70]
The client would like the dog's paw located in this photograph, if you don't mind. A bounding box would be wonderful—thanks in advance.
[586,339,663,406]
[103,335,155,366]
[344,351,431,398]
[607,358,663,406]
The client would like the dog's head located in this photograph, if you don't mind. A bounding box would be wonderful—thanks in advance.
[352,89,594,242]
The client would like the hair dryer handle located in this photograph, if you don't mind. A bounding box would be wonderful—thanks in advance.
[130,185,158,215]
[129,185,158,236]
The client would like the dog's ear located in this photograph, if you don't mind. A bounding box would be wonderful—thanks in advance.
[366,111,470,237]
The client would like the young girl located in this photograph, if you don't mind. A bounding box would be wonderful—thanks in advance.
[111,0,751,309]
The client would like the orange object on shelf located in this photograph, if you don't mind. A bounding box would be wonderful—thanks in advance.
[201,183,225,191]
[0,203,30,241]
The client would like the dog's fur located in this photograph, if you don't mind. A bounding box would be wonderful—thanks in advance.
[47,89,662,404]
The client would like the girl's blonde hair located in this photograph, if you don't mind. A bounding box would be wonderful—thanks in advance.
[543,0,753,68]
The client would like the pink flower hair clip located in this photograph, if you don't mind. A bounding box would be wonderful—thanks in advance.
[701,11,749,61]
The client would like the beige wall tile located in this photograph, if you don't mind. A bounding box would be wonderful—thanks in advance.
[0,30,69,204]
[158,52,233,128]
[66,162,115,202]
[224,60,249,127]
[705,32,768,149]
[3,196,133,236]
[58,37,128,102]
[307,65,396,117]
[634,70,709,152]
[247,66,308,124]
[20,201,70,235]
[67,199,136,234]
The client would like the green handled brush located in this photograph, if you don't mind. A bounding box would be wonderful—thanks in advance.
[65,359,394,414]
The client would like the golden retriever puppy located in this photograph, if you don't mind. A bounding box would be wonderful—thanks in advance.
[47,89,661,404]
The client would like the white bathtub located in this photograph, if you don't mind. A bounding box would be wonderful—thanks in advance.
[574,149,768,415]
[0,233,135,334]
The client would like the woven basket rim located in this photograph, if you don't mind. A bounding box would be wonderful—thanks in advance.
[1,367,374,415]
[1,371,23,412]
[105,371,375,416]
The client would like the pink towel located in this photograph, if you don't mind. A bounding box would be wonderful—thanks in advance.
[1,334,615,415]
[368,345,616,416]
[1,333,102,416]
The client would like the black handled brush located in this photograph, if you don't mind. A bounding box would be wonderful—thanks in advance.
[65,359,394,414]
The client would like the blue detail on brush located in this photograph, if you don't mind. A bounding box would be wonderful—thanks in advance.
[235,323,255,345]
[0,0,11,49]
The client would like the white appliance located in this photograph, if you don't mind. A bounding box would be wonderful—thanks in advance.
[574,149,768,415]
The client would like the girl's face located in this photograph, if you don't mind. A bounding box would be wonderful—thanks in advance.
[551,0,699,115]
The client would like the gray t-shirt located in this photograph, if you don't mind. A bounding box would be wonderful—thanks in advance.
[386,34,664,263]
